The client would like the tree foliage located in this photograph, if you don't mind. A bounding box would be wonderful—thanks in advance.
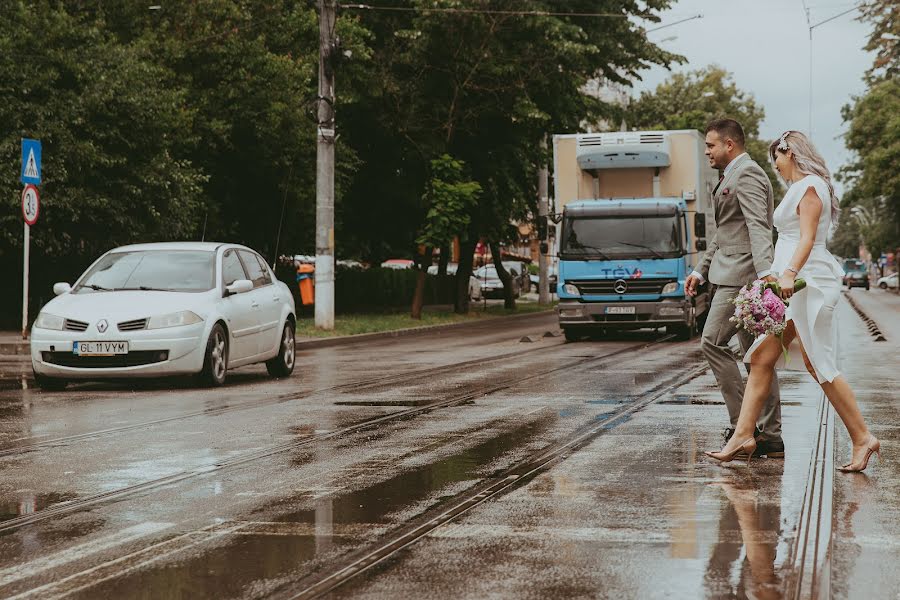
[0,0,686,322]
[629,66,778,191]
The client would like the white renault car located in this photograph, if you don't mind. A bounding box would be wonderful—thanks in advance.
[30,242,296,390]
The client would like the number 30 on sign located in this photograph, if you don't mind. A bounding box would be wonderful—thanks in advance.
[22,184,39,226]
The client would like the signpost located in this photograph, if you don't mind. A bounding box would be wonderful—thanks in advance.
[20,139,42,340]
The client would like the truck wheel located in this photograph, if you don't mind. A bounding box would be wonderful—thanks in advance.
[667,323,694,341]
[563,328,582,342]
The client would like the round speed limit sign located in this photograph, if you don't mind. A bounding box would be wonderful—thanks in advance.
[22,184,40,226]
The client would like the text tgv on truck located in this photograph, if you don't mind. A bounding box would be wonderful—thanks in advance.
[551,130,719,341]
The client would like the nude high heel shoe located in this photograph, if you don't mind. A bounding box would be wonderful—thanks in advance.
[838,436,881,473]
[705,438,757,466]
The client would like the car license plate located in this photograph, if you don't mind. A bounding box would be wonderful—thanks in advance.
[606,306,636,315]
[73,341,129,356]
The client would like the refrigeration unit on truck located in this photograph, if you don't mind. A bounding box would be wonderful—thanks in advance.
[551,129,720,341]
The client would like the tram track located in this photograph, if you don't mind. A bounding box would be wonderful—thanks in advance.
[282,362,710,599]
[0,332,570,458]
[0,335,676,534]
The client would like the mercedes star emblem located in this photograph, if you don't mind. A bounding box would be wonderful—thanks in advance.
[614,279,628,294]
[97,319,108,333]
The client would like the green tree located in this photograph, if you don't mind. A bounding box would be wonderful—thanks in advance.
[0,2,206,324]
[343,0,681,311]
[411,155,481,318]
[858,0,899,83]
[838,78,900,259]
[629,66,778,190]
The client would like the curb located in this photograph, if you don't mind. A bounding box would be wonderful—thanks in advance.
[842,292,887,342]
[0,310,557,356]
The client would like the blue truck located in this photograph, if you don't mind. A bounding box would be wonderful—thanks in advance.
[552,130,719,341]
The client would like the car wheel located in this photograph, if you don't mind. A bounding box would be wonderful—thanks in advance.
[266,320,296,378]
[880,282,888,289]
[33,370,66,391]
[199,323,228,387]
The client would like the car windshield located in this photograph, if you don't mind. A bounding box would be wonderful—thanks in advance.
[561,215,682,259]
[74,250,216,293]
[843,259,865,271]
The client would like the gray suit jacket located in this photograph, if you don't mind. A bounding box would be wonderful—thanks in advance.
[698,154,775,287]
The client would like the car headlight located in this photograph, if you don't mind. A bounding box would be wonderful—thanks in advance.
[34,312,64,330]
[147,311,203,330]
[662,282,678,294]
[563,283,580,296]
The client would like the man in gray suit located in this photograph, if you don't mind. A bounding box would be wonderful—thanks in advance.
[686,119,784,458]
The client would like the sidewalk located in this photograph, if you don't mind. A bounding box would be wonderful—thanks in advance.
[829,288,900,597]
[0,332,28,357]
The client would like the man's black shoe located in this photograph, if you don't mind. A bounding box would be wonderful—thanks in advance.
[723,426,769,458]
[723,426,761,443]
[757,438,785,459]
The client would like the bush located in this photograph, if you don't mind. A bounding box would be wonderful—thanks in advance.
[274,264,457,313]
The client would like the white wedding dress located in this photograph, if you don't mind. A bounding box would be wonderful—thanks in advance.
[744,174,845,383]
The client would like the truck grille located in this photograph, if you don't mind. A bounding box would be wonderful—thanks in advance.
[570,279,674,295]
[63,319,89,332]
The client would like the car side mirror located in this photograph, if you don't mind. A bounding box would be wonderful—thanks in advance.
[695,239,707,251]
[694,214,706,238]
[53,282,71,296]
[225,279,254,295]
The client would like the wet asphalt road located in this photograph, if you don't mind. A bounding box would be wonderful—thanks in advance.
[0,299,895,599]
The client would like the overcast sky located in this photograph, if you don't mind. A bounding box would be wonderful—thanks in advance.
[631,0,875,196]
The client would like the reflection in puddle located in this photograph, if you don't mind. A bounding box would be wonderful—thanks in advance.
[703,478,783,599]
[0,491,78,521]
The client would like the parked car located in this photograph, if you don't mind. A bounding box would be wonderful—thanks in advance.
[380,259,414,270]
[529,265,558,293]
[502,261,531,293]
[30,242,296,390]
[426,263,458,276]
[877,272,898,290]
[470,265,521,300]
[844,267,870,290]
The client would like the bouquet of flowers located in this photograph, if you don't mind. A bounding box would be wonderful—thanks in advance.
[731,278,807,338]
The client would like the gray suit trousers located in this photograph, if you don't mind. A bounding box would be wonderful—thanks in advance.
[700,285,782,441]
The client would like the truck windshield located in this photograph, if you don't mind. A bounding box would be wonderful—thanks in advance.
[561,216,682,259]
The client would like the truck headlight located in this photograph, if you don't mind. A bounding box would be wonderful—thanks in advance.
[563,283,580,296]
[147,311,203,330]
[658,306,685,316]
[34,312,64,330]
[661,282,678,294]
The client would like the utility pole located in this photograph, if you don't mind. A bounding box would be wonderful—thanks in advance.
[538,138,550,305]
[315,0,336,329]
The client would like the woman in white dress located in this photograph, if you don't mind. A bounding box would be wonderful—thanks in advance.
[706,130,880,472]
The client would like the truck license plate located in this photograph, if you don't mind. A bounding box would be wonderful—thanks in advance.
[73,341,129,356]
[605,306,636,315]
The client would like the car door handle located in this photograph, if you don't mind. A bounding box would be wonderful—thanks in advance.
[251,302,260,308]
[272,296,280,303]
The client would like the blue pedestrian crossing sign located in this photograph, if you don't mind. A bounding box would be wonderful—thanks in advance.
[21,138,42,185]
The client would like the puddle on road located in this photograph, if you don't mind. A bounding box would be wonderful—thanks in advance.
[75,420,550,599]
